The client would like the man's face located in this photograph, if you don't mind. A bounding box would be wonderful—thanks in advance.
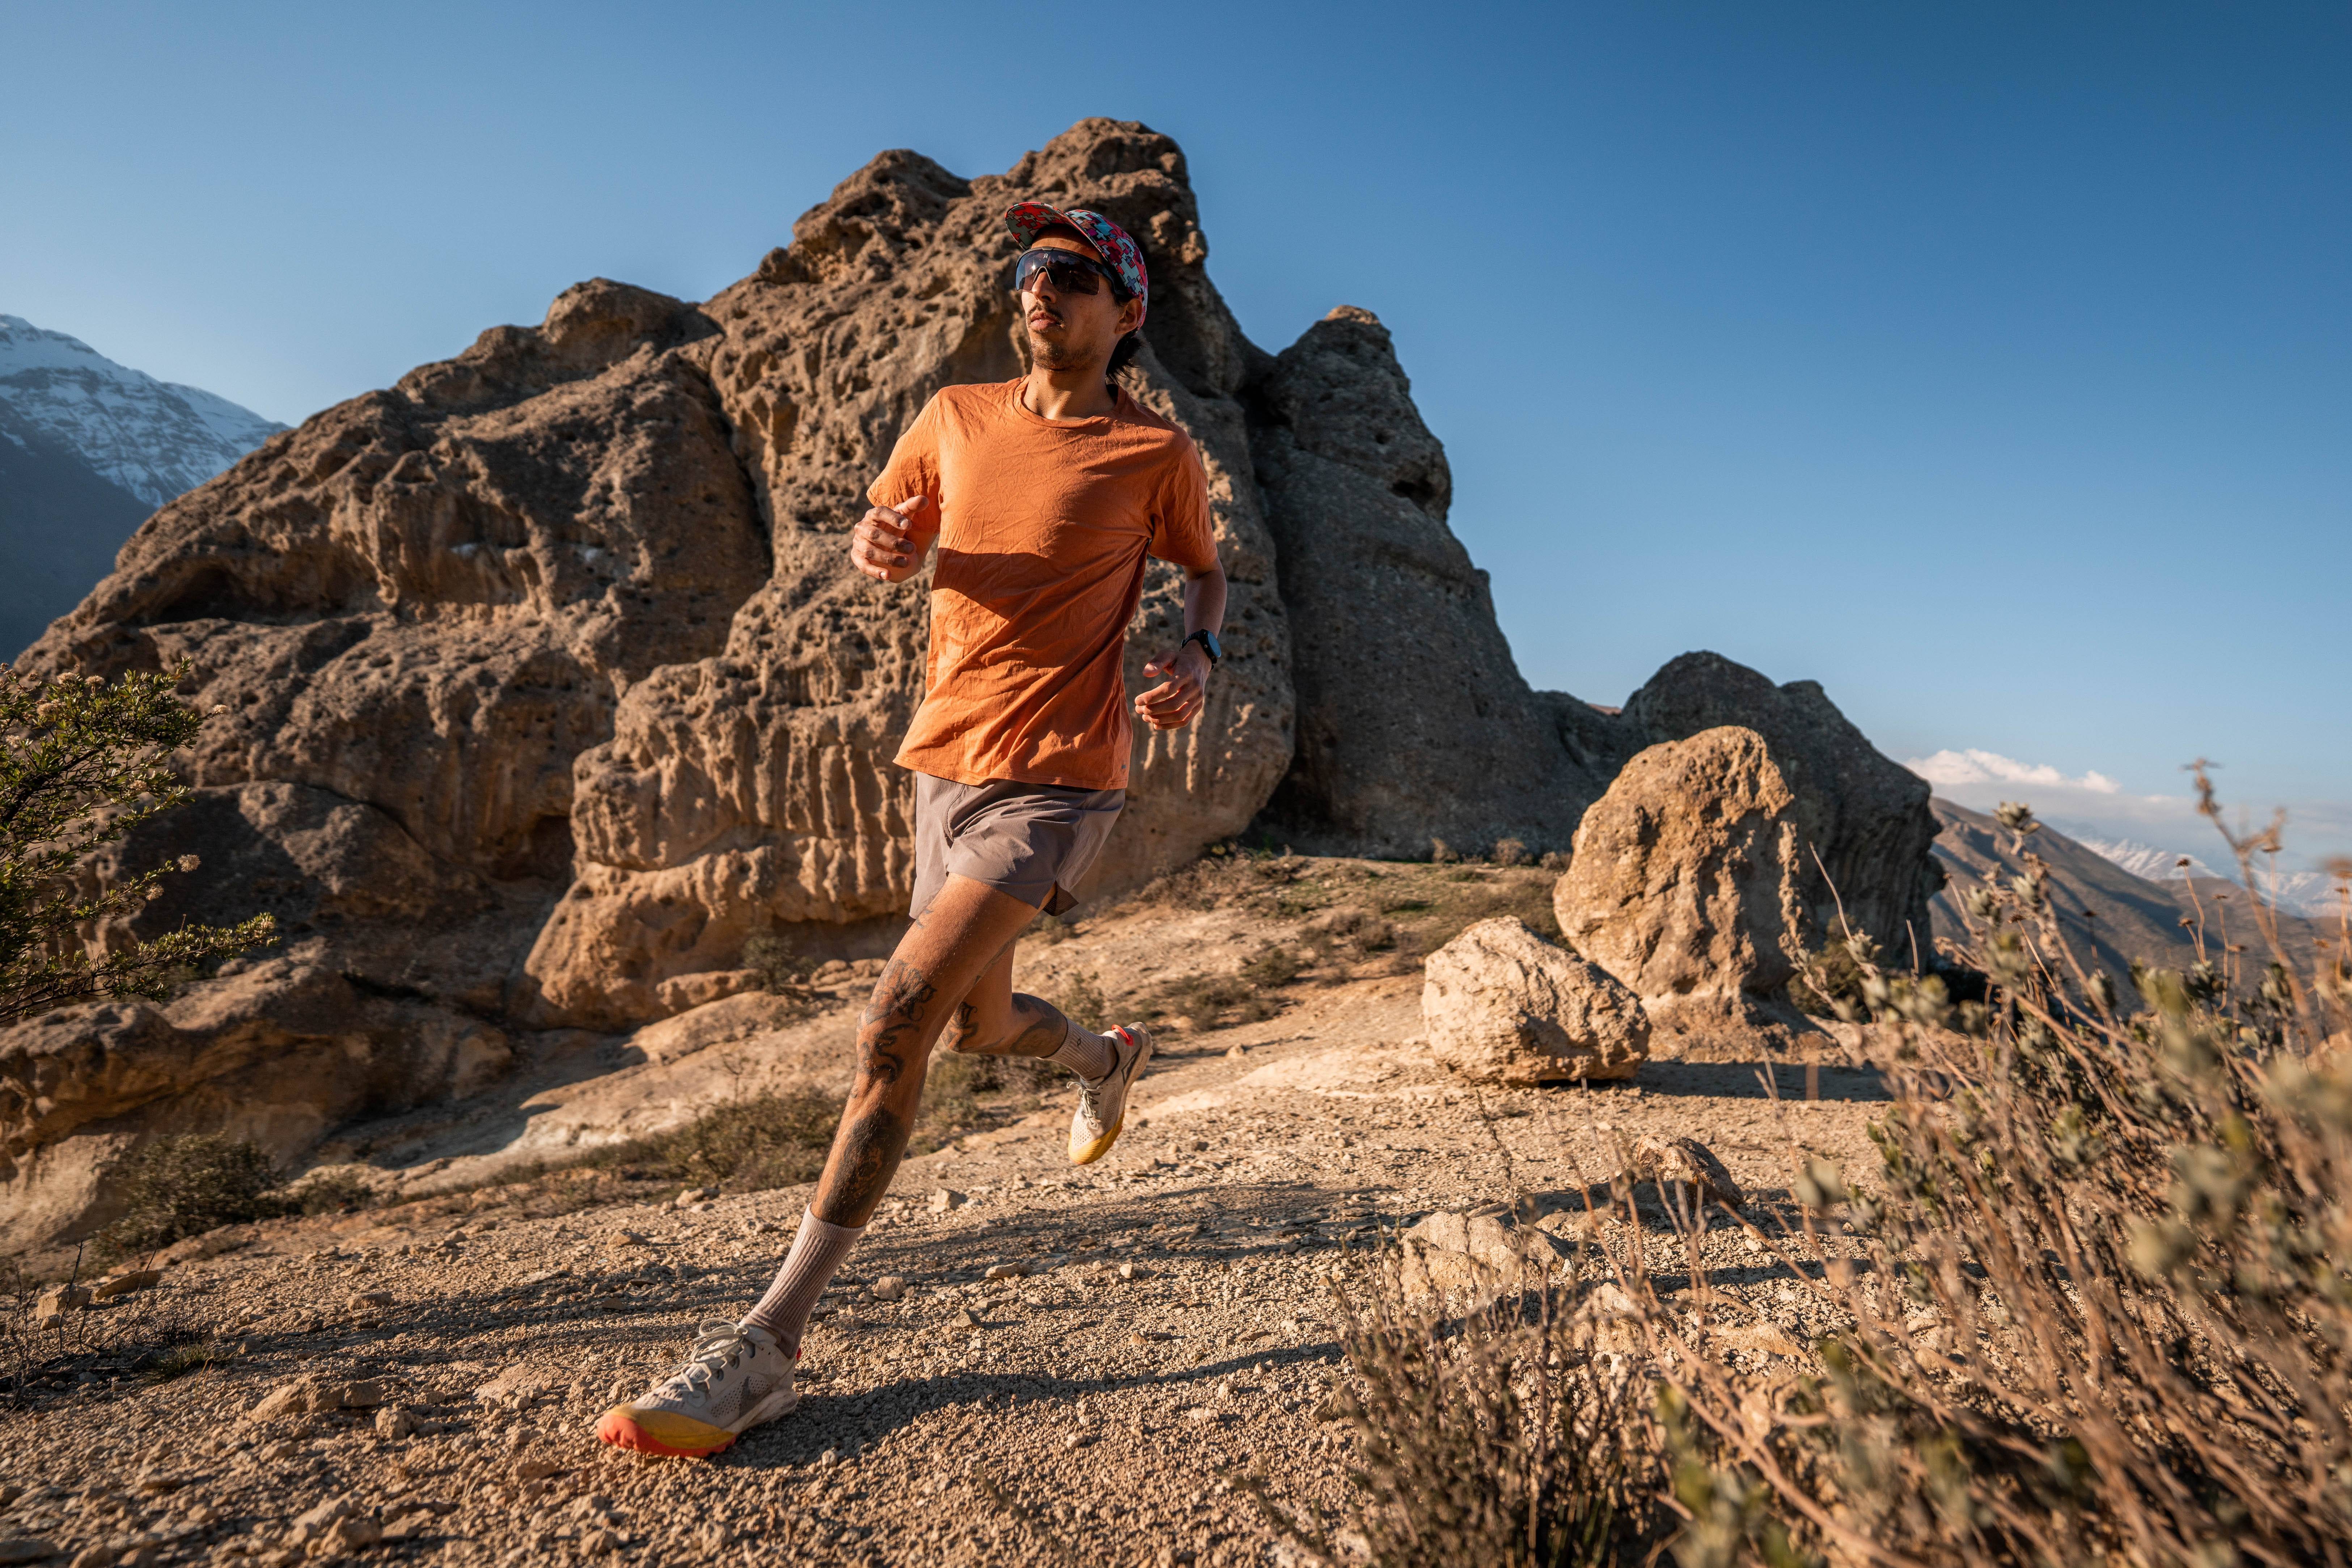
[1019,232,1143,370]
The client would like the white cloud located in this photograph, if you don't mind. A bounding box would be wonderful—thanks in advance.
[1905,749,2119,794]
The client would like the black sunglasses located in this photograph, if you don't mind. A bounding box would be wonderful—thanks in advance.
[1013,247,1125,298]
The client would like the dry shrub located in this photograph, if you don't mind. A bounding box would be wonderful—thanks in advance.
[580,1091,841,1191]
[96,1133,292,1258]
[1253,1256,1661,1567]
[1656,779,2352,1567]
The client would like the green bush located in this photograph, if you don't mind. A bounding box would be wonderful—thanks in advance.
[97,1133,290,1259]
[0,660,274,1024]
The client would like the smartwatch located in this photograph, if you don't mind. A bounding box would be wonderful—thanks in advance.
[1183,629,1223,666]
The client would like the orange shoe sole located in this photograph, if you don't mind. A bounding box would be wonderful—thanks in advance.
[595,1406,736,1458]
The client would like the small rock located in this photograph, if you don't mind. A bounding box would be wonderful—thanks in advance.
[287,1497,354,1547]
[1063,1432,1092,1450]
[246,1378,330,1422]
[515,1455,563,1482]
[133,1468,183,1495]
[376,1406,419,1440]
[1186,1407,1220,1423]
[982,1262,1029,1281]
[954,1310,980,1330]
[332,1377,392,1408]
[91,1269,163,1301]
[607,1230,647,1249]
[1616,1134,1746,1210]
[326,1515,383,1552]
[928,1188,966,1213]
[1117,1262,1147,1281]
[33,1284,91,1318]
[350,1290,393,1309]
[870,1276,907,1302]
[582,1528,618,1556]
[817,1447,841,1467]
[1227,1044,1248,1060]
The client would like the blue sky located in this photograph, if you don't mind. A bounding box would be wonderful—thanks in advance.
[5,1,2345,868]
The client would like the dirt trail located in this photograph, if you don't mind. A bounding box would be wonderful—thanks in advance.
[1,873,1887,1568]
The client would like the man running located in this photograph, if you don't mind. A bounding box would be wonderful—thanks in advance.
[596,202,1229,1458]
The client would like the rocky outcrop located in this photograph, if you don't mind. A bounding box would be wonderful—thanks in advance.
[1421,916,1647,1084]
[1,117,1944,1251]
[1621,652,1939,963]
[1248,307,1626,859]
[1552,726,1818,1033]
[523,127,1295,1024]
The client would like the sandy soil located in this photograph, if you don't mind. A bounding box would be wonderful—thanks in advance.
[1,871,1888,1568]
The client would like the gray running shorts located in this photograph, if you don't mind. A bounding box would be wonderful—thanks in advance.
[909,773,1125,920]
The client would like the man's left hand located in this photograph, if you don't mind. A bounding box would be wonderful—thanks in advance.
[1134,643,1213,730]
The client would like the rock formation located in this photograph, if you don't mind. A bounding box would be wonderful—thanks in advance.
[523,133,1295,1024]
[1552,726,1818,1032]
[0,118,1945,1250]
[1421,916,1648,1084]
[1619,652,1939,963]
[1249,307,1626,858]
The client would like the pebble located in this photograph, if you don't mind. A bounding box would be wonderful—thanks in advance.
[928,1188,966,1213]
[92,1269,163,1301]
[608,1230,647,1249]
[982,1262,1029,1281]
[955,1310,980,1329]
[870,1276,907,1302]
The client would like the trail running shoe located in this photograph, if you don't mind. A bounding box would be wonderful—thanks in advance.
[1069,1023,1154,1165]
[594,1319,796,1458]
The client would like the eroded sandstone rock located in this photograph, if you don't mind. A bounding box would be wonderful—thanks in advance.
[1421,916,1648,1084]
[519,124,1295,1024]
[1552,725,1818,1032]
[1621,652,1939,963]
[1248,306,1625,859]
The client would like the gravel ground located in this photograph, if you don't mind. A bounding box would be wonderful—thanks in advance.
[2,920,1889,1568]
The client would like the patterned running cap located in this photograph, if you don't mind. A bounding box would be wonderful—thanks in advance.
[1003,203,1148,328]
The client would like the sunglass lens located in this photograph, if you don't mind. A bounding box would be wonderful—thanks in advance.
[1016,252,1101,296]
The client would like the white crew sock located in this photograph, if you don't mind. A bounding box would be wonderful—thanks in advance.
[1046,1016,1116,1084]
[741,1207,864,1353]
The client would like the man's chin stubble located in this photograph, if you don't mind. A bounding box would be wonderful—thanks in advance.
[1026,329,1087,370]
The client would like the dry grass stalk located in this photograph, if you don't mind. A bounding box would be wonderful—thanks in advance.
[1651,775,2352,1567]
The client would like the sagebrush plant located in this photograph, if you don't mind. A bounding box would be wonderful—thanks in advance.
[0,659,274,1024]
[1249,1253,1661,1568]
[1653,770,2352,1567]
[98,1131,284,1258]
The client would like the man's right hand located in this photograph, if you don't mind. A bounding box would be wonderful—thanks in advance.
[850,495,930,584]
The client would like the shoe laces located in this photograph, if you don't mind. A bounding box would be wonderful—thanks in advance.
[658,1319,760,1398]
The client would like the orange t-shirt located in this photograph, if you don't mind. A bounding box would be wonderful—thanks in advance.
[868,379,1219,792]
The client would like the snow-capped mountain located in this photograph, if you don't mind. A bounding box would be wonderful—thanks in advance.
[0,314,285,508]
[2059,825,2344,920]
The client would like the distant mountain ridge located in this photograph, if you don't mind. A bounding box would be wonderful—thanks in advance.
[1930,798,2330,981]
[2051,820,2344,919]
[0,315,285,507]
[0,314,287,656]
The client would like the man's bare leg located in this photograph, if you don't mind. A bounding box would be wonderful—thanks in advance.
[740,876,1041,1351]
[940,935,1115,1079]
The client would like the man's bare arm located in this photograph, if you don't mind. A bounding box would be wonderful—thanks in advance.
[1135,562,1227,730]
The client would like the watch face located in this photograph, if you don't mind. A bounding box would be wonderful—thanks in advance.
[1191,630,1223,663]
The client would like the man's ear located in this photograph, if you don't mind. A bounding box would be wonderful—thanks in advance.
[1118,297,1146,337]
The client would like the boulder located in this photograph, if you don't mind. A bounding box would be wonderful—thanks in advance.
[1248,307,1624,859]
[1553,726,1817,1033]
[1421,917,1648,1084]
[1621,652,1940,963]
